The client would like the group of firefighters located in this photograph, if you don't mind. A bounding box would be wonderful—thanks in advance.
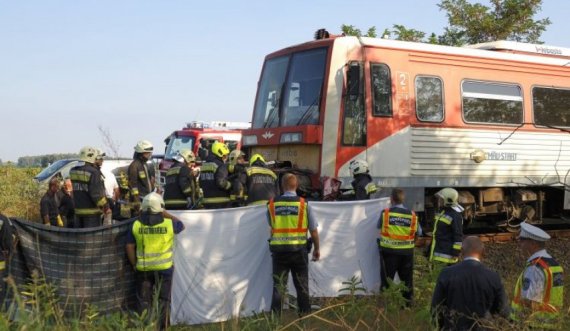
[22,138,568,329]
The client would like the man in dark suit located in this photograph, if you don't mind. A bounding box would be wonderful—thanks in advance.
[431,236,509,330]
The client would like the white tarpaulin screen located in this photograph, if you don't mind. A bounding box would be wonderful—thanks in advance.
[170,198,389,325]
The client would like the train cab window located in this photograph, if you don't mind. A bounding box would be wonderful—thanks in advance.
[462,80,523,125]
[371,63,392,116]
[415,76,444,122]
[533,86,570,127]
[342,62,366,146]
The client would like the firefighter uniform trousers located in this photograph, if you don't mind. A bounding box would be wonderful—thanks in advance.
[268,196,310,315]
[379,207,417,304]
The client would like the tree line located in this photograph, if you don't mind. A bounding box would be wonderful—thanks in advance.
[16,154,79,168]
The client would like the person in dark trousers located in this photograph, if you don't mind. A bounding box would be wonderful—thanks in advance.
[128,140,155,214]
[429,188,464,265]
[126,193,185,330]
[163,149,199,209]
[510,222,564,329]
[70,146,109,228]
[268,173,320,316]
[246,154,277,205]
[40,178,62,226]
[0,214,14,309]
[346,159,377,200]
[200,141,232,209]
[377,188,421,306]
[431,236,509,331]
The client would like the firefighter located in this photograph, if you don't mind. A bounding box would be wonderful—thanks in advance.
[377,188,420,306]
[428,188,463,265]
[346,159,377,200]
[128,140,155,213]
[163,149,199,210]
[511,222,564,328]
[114,170,132,220]
[228,149,248,206]
[0,214,15,309]
[126,193,185,330]
[245,154,277,205]
[268,173,320,316]
[69,146,109,228]
[199,141,232,209]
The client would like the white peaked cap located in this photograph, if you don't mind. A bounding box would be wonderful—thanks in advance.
[519,222,550,242]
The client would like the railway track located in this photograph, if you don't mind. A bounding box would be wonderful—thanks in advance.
[415,228,570,247]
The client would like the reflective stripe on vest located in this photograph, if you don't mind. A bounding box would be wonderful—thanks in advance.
[511,257,564,327]
[380,208,417,250]
[132,218,174,271]
[269,198,307,251]
[429,211,458,264]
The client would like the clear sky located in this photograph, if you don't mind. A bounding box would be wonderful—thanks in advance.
[1,0,568,162]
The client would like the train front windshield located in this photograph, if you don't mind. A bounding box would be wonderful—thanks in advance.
[252,47,327,129]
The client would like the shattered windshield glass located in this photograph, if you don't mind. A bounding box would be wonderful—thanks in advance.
[165,136,195,160]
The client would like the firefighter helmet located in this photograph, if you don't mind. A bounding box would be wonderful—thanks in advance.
[435,188,459,207]
[79,146,98,164]
[249,153,266,166]
[179,149,196,163]
[95,148,106,160]
[211,141,230,158]
[349,159,369,176]
[229,149,245,166]
[134,140,154,153]
[141,192,165,213]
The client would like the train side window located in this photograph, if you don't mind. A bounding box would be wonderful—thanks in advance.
[533,86,570,127]
[342,62,366,146]
[415,76,444,122]
[371,63,392,116]
[462,80,523,125]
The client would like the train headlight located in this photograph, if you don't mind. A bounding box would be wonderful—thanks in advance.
[242,135,258,146]
[470,149,486,163]
[280,132,303,143]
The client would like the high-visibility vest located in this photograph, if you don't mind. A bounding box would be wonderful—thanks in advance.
[379,208,417,250]
[511,256,564,328]
[132,218,174,271]
[268,197,308,252]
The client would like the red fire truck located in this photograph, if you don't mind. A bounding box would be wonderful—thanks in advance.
[159,121,250,177]
[241,30,570,225]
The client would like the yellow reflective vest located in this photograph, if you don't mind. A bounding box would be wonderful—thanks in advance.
[379,207,417,252]
[268,197,308,252]
[132,218,174,271]
[511,256,564,329]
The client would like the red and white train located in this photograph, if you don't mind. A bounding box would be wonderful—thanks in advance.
[241,31,570,226]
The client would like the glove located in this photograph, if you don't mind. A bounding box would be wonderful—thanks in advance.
[56,215,64,227]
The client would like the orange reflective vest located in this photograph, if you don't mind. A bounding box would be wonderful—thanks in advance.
[379,208,417,251]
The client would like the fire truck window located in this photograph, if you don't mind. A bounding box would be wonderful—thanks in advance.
[416,76,444,122]
[533,87,570,127]
[371,63,392,116]
[281,48,327,126]
[252,55,289,129]
[165,136,195,160]
[462,80,523,125]
[342,62,366,146]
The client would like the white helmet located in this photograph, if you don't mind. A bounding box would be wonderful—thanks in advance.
[141,192,165,213]
[179,149,196,163]
[95,148,106,160]
[435,188,459,207]
[79,146,98,164]
[134,140,154,153]
[349,159,369,176]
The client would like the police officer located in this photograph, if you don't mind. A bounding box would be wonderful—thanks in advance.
[69,146,109,228]
[511,222,564,328]
[128,140,155,213]
[428,188,463,265]
[245,154,277,205]
[163,149,199,210]
[377,188,420,306]
[268,173,320,316]
[199,141,232,209]
[346,159,377,200]
[126,193,185,330]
